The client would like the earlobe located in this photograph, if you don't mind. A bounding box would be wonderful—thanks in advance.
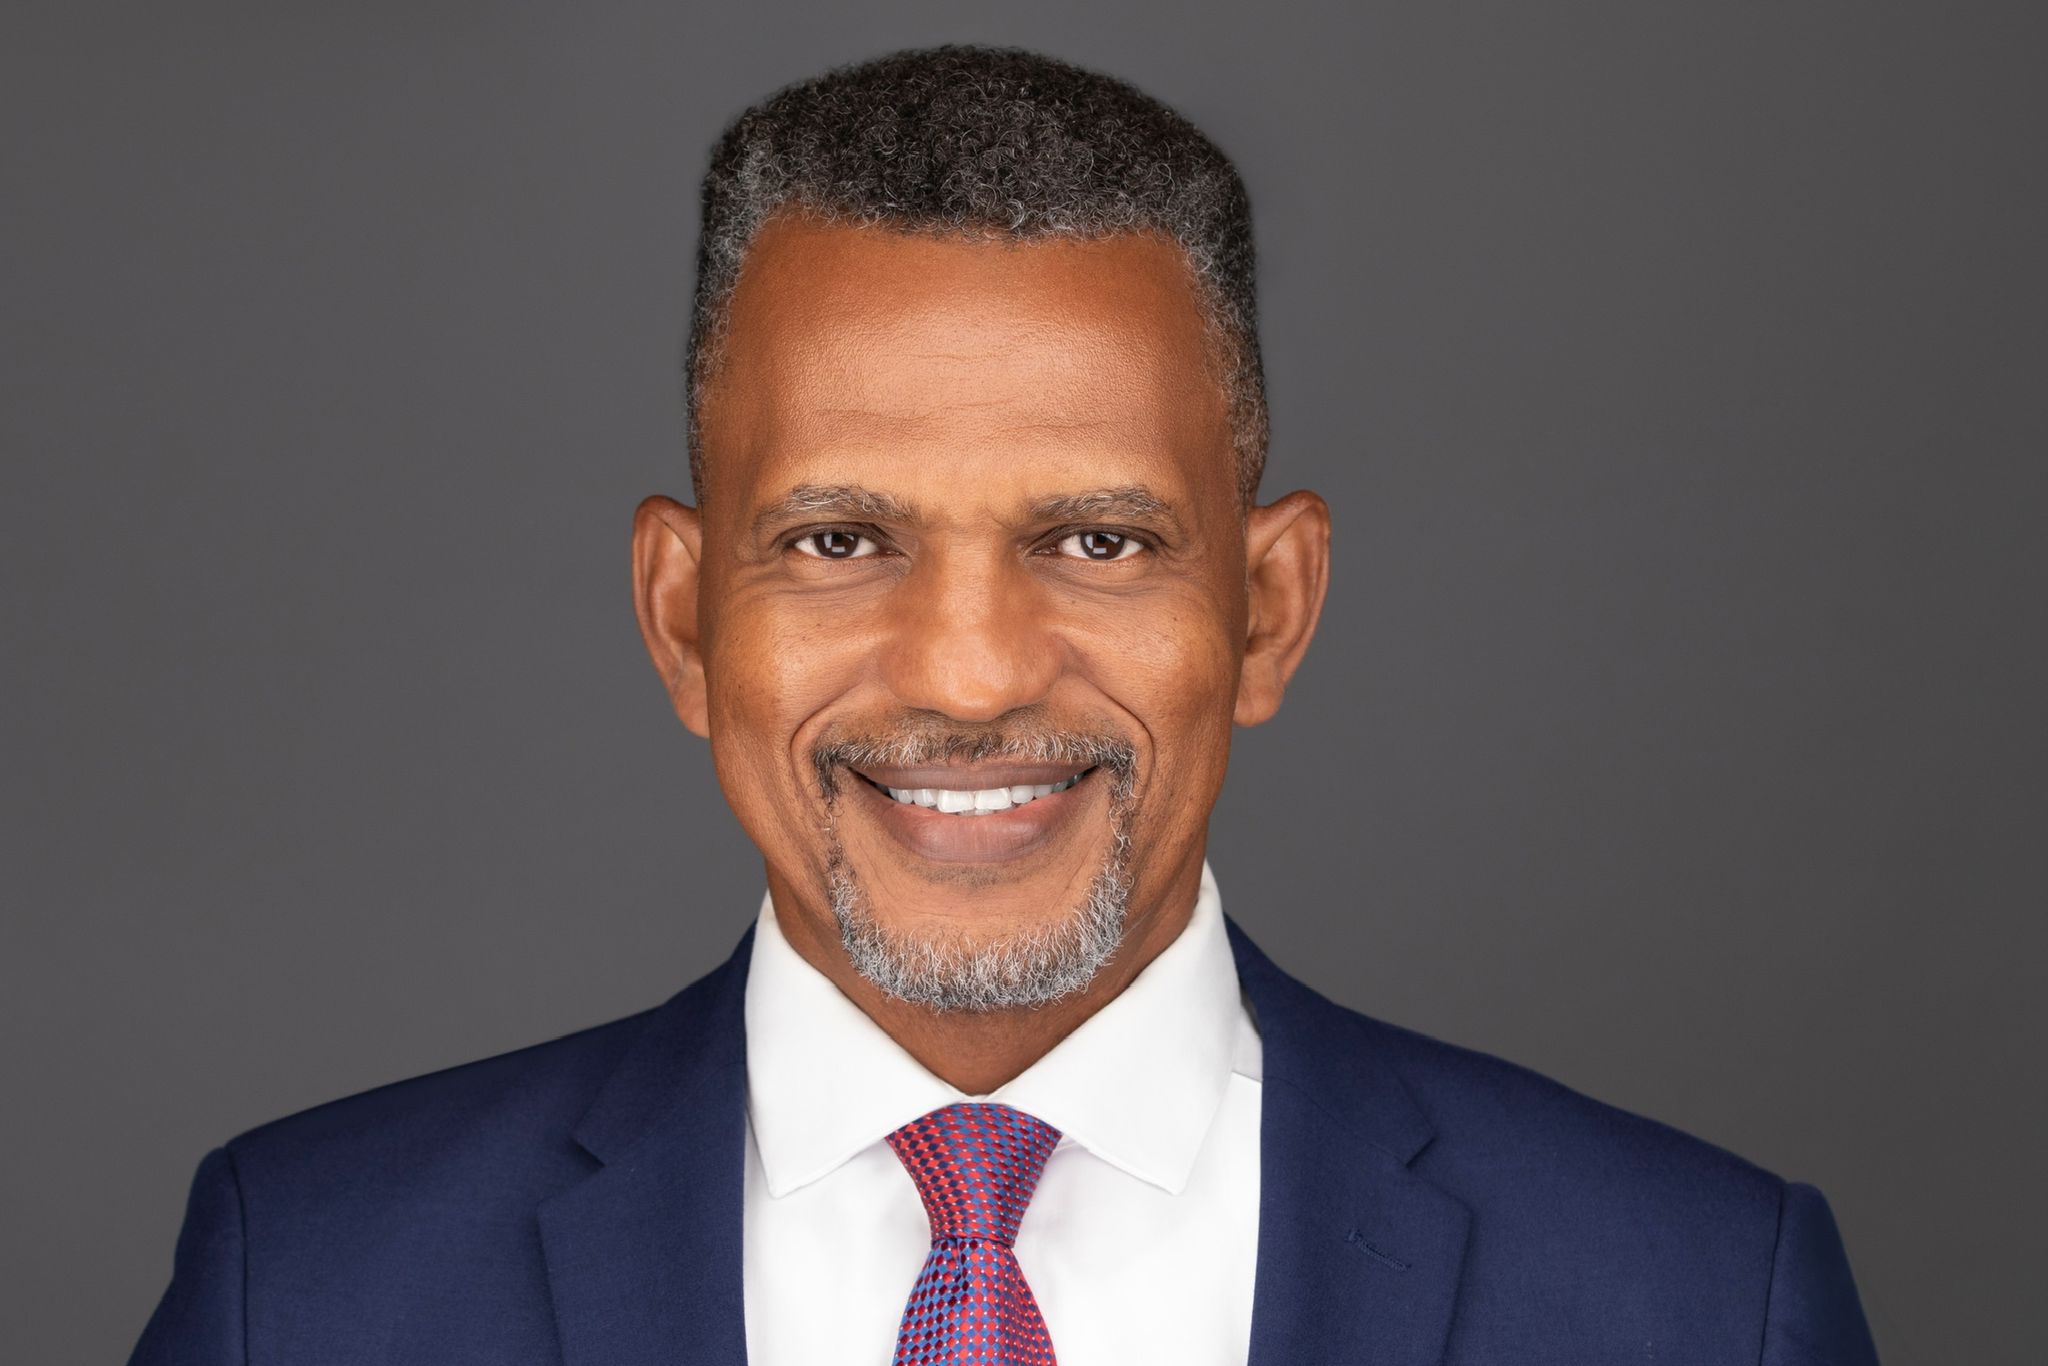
[630,494,711,737]
[1234,490,1331,727]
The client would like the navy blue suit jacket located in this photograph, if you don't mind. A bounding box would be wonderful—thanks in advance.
[132,922,1879,1364]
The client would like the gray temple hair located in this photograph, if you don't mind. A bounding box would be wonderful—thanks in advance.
[685,44,1268,507]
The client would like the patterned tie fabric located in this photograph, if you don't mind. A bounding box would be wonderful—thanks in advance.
[885,1102,1062,1366]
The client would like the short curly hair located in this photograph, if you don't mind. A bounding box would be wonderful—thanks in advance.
[687,45,1267,506]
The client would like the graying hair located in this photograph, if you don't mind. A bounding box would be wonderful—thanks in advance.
[812,718,1140,1012]
[687,44,1267,507]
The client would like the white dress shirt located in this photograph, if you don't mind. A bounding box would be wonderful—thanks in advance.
[742,860,1262,1366]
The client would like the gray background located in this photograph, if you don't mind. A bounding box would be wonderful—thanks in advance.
[4,2,2043,1361]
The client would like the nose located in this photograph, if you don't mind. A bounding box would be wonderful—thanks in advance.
[878,550,1062,723]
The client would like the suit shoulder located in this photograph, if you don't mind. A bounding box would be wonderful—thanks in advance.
[1345,1005,1784,1211]
[222,1005,653,1181]
[1273,995,1848,1353]
[213,933,752,1221]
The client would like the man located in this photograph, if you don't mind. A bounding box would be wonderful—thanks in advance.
[131,45,1878,1365]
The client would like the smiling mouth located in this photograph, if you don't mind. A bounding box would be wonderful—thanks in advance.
[856,767,1094,814]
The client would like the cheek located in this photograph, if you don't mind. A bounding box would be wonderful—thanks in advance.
[1078,595,1242,784]
[702,589,869,816]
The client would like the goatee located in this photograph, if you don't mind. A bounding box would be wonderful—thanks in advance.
[812,719,1138,1013]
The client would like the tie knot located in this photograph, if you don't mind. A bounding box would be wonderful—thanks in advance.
[885,1102,1060,1247]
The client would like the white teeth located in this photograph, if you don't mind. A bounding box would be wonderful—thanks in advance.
[878,771,1088,814]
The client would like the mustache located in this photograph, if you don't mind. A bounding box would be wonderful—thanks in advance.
[811,716,1138,803]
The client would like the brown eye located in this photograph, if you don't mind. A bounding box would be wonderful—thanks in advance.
[1055,530,1144,561]
[793,529,878,560]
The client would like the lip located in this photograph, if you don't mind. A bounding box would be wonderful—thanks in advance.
[849,761,1093,791]
[849,765,1101,864]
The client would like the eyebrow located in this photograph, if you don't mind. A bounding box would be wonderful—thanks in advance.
[750,481,1185,539]
[1028,486,1184,537]
[752,484,923,539]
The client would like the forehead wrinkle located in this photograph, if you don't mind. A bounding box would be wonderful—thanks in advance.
[800,308,1162,399]
[778,398,1159,459]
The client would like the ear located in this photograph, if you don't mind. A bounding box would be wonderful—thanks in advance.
[631,494,710,737]
[1234,489,1331,726]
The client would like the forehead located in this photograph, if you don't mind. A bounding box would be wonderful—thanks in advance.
[698,218,1232,505]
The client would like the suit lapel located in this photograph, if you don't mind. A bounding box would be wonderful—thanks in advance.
[538,931,754,1366]
[534,919,1465,1366]
[1231,921,1471,1366]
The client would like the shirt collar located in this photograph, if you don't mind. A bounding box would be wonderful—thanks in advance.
[743,860,1252,1199]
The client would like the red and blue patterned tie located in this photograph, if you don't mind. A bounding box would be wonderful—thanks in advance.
[885,1102,1061,1366]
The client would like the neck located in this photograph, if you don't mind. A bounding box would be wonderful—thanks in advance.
[767,856,1205,1095]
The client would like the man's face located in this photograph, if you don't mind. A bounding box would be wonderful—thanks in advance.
[635,216,1325,1009]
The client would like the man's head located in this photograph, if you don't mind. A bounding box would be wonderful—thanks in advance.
[687,44,1268,510]
[634,46,1328,1018]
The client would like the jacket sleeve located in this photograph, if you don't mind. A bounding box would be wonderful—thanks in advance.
[129,1147,248,1366]
[1760,1181,1880,1365]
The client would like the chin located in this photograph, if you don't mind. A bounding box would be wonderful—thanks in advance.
[823,835,1133,1014]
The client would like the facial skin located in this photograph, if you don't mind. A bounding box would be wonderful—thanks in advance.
[633,217,1329,1093]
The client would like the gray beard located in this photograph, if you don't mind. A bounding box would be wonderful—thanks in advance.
[812,719,1139,1013]
[826,824,1133,1012]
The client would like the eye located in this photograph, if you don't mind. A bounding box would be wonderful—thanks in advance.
[791,529,880,560]
[1054,529,1147,562]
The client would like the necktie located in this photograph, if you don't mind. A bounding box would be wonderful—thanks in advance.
[885,1102,1061,1366]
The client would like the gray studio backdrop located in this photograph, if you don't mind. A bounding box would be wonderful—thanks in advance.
[4,3,2043,1361]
